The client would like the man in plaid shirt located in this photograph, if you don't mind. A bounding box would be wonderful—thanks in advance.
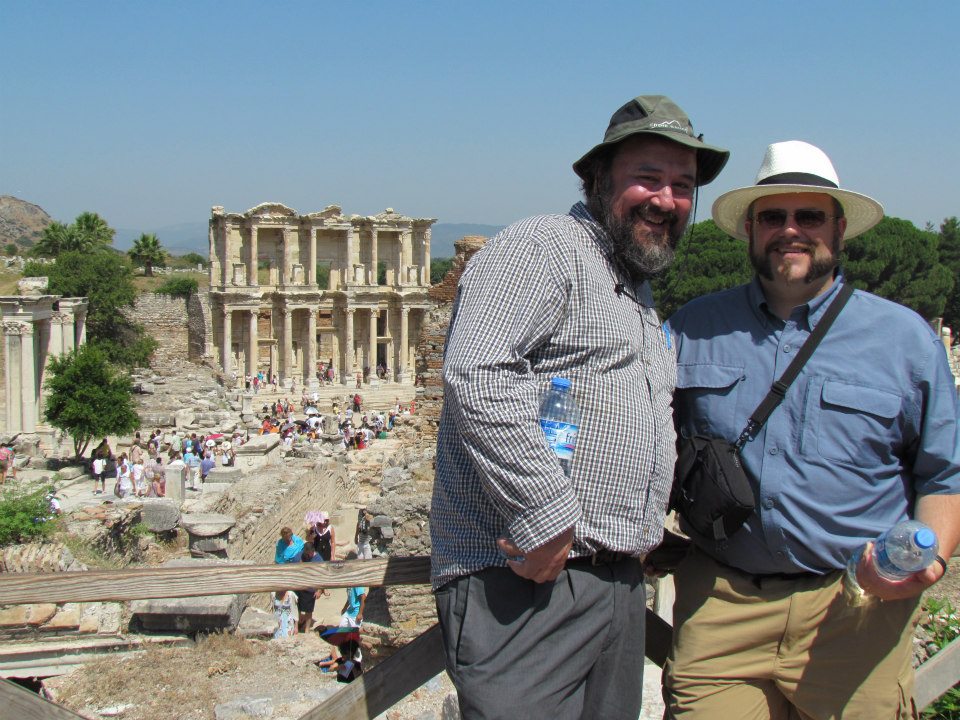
[430,96,728,719]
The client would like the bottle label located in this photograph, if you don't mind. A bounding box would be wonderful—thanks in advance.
[540,420,578,461]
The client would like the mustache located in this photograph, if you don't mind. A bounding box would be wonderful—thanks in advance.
[765,238,816,253]
[630,204,678,226]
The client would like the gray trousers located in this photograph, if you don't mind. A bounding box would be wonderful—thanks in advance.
[435,558,646,720]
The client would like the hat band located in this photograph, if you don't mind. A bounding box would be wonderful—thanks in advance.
[757,172,839,189]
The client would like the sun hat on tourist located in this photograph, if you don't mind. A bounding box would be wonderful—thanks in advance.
[712,140,884,241]
[573,95,729,186]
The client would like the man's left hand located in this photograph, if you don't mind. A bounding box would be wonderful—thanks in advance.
[856,542,946,601]
[497,528,574,584]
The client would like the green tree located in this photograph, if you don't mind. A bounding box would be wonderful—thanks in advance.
[843,217,954,320]
[32,221,75,257]
[653,219,753,318]
[43,344,139,458]
[128,233,167,276]
[0,488,55,546]
[4,243,18,257]
[44,251,156,367]
[430,257,454,284]
[179,251,208,267]
[938,217,960,334]
[31,213,115,257]
[156,276,198,297]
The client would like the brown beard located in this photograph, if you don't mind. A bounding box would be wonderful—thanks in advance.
[749,231,842,285]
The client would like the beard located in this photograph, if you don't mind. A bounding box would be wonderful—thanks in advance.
[587,181,688,281]
[749,233,841,284]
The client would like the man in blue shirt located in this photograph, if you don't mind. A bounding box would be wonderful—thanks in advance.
[664,141,960,719]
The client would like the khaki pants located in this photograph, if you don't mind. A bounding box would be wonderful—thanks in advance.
[664,548,919,720]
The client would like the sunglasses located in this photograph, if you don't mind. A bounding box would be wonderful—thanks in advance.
[754,209,837,230]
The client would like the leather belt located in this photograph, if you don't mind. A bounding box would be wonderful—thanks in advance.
[567,549,635,566]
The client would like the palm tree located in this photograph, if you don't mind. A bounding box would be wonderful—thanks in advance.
[128,233,167,276]
[72,212,115,250]
[31,221,75,257]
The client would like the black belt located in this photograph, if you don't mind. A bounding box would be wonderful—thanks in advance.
[567,549,635,566]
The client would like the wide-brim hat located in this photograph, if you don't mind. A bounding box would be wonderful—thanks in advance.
[712,140,883,240]
[573,95,729,186]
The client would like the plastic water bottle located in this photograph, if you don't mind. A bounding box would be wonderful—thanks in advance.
[873,520,939,580]
[843,520,939,604]
[539,377,580,477]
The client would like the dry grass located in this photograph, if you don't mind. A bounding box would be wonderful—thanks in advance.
[49,634,266,720]
[132,270,209,293]
[0,267,23,295]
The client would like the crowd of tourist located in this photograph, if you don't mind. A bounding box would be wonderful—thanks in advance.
[89,429,247,498]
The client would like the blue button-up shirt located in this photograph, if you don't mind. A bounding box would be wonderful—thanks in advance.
[668,275,960,575]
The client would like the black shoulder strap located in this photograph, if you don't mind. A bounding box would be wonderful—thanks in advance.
[735,282,854,449]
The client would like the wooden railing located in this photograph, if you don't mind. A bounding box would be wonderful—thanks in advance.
[0,556,957,719]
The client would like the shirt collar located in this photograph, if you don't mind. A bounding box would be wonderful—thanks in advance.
[748,270,846,330]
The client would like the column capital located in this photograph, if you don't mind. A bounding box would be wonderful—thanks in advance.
[3,321,31,336]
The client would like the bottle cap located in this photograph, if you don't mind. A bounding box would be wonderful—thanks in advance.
[914,527,936,549]
[550,377,572,390]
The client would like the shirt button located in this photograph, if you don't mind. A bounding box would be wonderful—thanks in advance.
[783,344,792,353]
[762,497,775,509]
[768,447,779,455]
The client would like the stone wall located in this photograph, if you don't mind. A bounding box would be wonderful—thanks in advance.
[416,235,487,436]
[0,543,122,641]
[188,290,213,361]
[128,293,190,366]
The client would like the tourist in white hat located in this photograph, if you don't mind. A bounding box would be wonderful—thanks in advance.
[663,141,960,719]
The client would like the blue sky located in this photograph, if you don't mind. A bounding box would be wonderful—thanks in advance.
[1,1,958,242]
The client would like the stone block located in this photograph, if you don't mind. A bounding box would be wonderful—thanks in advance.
[27,604,57,625]
[372,514,393,528]
[207,466,243,484]
[214,697,273,720]
[236,606,275,639]
[181,513,236,537]
[57,465,85,481]
[235,434,280,454]
[46,604,82,630]
[141,499,181,532]
[191,538,228,554]
[0,606,29,627]
[130,592,246,634]
[175,409,196,428]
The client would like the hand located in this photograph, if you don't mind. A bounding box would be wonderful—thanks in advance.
[642,530,691,578]
[497,527,574,584]
[856,542,945,601]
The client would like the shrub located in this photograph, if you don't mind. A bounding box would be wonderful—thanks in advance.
[0,488,55,546]
[921,598,960,718]
[156,276,198,297]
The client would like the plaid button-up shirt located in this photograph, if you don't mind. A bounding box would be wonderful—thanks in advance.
[430,203,677,589]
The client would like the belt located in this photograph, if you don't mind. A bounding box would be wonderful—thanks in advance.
[566,549,635,566]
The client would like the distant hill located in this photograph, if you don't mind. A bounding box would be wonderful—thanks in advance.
[116,221,506,259]
[0,195,52,250]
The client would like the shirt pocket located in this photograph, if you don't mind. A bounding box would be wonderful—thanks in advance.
[812,380,901,467]
[675,363,745,440]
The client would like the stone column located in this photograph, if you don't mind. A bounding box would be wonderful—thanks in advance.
[221,223,231,287]
[281,227,293,287]
[282,307,293,385]
[249,223,259,287]
[48,314,65,359]
[20,322,37,432]
[308,227,317,286]
[4,323,24,433]
[400,306,410,382]
[370,230,378,285]
[369,308,378,376]
[221,306,233,379]
[307,309,318,389]
[60,312,75,355]
[344,308,355,383]
[247,309,258,379]
[75,308,87,346]
[345,227,355,287]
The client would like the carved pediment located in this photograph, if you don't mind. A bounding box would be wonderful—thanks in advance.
[244,202,298,219]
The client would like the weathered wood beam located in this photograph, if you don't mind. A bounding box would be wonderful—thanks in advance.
[0,556,431,605]
[0,678,88,719]
[916,635,960,710]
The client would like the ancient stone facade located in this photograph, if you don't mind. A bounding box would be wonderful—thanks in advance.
[208,203,436,391]
[0,283,88,434]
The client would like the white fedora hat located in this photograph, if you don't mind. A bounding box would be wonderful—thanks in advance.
[712,140,883,240]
